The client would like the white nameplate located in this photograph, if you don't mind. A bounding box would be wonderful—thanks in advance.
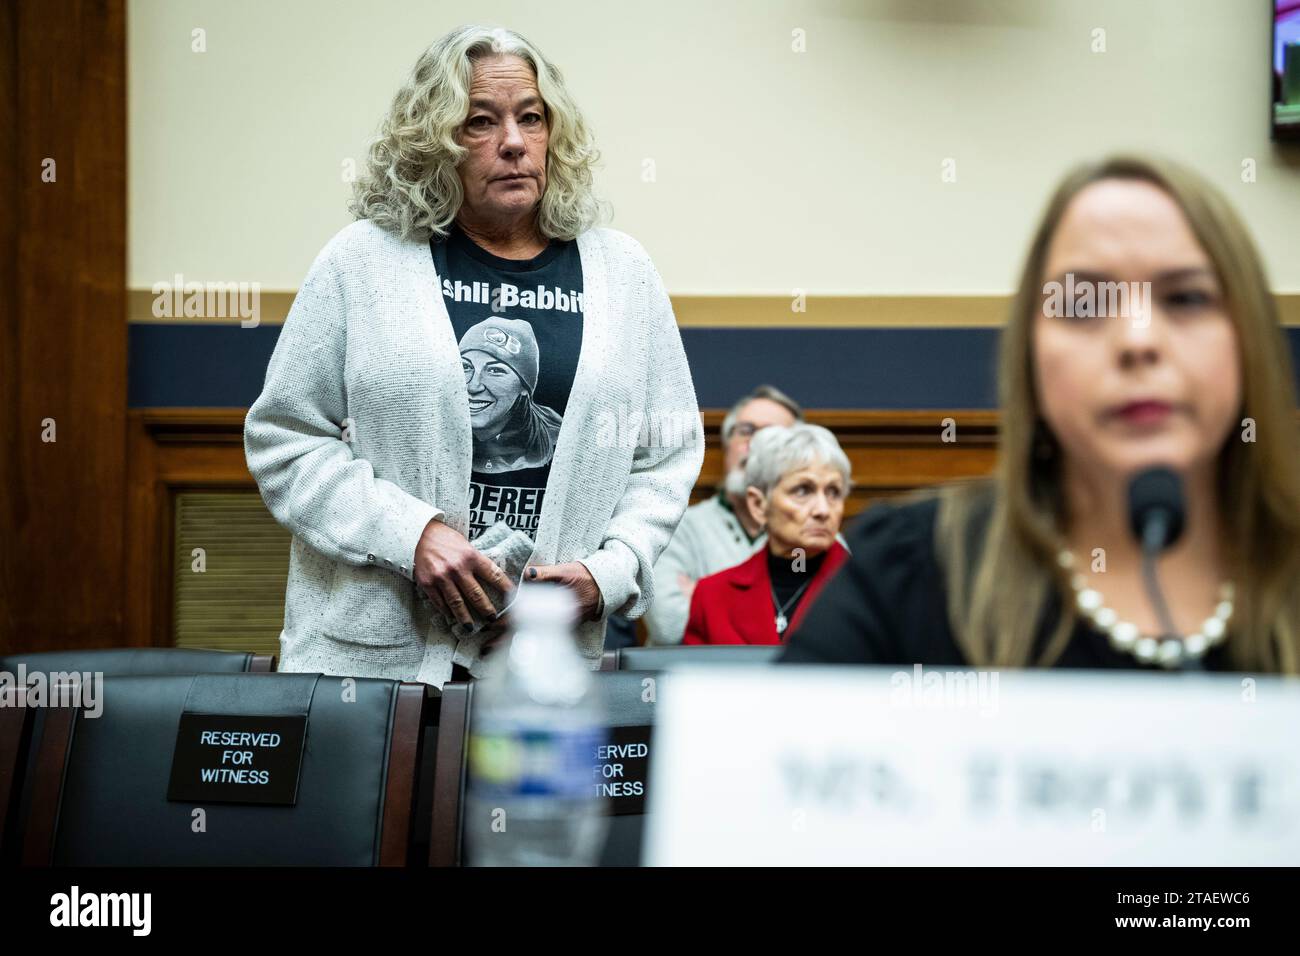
[645,667,1300,865]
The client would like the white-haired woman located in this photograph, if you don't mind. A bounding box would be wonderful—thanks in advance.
[684,425,851,645]
[244,26,703,687]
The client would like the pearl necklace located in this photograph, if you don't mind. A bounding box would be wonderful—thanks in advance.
[1056,550,1234,669]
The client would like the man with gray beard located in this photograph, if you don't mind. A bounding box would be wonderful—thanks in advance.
[644,385,803,645]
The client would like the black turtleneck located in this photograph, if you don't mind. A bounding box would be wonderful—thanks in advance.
[767,547,828,618]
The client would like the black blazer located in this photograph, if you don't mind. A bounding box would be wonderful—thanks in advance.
[779,494,1234,671]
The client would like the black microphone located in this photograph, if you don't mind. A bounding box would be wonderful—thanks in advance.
[1127,466,1196,670]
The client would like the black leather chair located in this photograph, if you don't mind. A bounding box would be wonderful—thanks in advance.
[1,647,275,677]
[602,613,639,650]
[0,646,273,865]
[0,689,35,867]
[21,673,425,866]
[611,644,782,670]
[431,670,657,867]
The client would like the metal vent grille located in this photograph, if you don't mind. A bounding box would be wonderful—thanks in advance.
[172,491,290,658]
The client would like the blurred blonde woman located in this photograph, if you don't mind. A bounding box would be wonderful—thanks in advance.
[784,155,1300,673]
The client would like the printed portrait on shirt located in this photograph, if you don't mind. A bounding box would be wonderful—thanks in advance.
[458,317,563,473]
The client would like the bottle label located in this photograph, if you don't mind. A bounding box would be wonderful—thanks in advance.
[469,725,607,799]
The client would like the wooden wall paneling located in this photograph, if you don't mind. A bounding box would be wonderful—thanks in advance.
[0,2,17,652]
[125,409,257,647]
[697,409,999,509]
[0,0,128,655]
[121,408,999,646]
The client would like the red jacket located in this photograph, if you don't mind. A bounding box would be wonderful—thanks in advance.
[682,541,849,646]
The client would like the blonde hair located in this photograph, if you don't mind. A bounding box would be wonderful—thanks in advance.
[936,155,1300,673]
[349,25,606,240]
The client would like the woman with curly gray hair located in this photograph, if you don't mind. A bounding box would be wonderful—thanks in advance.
[244,25,703,687]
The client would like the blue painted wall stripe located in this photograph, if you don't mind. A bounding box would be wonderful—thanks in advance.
[127,324,1300,410]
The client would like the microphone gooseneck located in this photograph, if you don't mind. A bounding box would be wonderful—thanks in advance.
[1126,467,1198,671]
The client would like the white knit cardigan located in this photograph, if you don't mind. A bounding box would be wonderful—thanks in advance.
[243,219,704,687]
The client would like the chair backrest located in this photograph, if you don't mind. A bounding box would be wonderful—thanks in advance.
[431,671,658,867]
[21,673,424,866]
[429,681,472,867]
[1,647,274,677]
[0,689,35,865]
[1,648,272,866]
[615,644,781,670]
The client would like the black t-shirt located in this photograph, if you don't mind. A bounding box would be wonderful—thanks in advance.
[779,494,1234,672]
[430,224,584,541]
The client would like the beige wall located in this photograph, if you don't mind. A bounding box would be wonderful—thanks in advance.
[129,0,1300,298]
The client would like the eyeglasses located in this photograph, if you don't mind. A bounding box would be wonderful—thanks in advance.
[731,422,760,440]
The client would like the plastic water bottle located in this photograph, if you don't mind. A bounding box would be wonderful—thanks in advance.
[466,583,609,866]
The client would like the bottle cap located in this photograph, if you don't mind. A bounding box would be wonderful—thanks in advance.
[511,582,578,628]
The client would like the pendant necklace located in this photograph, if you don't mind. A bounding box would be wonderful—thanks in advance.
[771,580,813,636]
